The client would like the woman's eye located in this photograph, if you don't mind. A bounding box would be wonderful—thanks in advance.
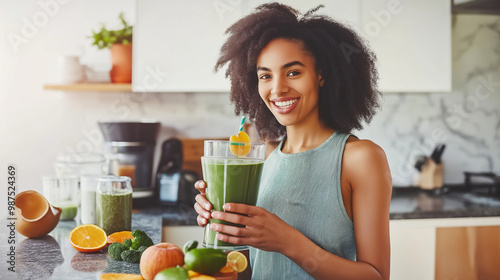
[259,74,271,80]
[287,71,300,77]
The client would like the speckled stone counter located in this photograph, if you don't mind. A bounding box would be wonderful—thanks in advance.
[390,187,500,219]
[1,210,161,280]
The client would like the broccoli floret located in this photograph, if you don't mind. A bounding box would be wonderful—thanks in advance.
[130,229,154,250]
[108,242,127,261]
[137,245,148,253]
[123,238,132,249]
[121,249,142,263]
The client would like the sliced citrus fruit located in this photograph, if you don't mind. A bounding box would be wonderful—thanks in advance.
[218,265,234,273]
[190,275,216,280]
[69,224,107,253]
[107,230,133,245]
[229,131,251,157]
[226,251,248,273]
[188,270,201,277]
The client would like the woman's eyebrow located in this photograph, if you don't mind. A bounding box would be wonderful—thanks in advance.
[257,61,305,71]
[282,61,304,69]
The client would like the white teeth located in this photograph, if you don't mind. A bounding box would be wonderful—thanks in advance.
[274,99,297,108]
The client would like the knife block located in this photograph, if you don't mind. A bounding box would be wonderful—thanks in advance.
[418,159,443,189]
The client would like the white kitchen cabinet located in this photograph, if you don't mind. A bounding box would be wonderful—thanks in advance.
[133,0,244,92]
[359,0,451,92]
[390,217,500,280]
[134,0,450,92]
[162,225,205,247]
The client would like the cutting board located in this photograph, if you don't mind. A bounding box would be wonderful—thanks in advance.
[180,138,227,177]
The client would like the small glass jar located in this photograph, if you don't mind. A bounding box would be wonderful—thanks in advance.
[43,175,79,221]
[96,176,132,235]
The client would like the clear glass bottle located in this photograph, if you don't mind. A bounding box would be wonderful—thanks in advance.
[80,175,99,224]
[96,176,132,235]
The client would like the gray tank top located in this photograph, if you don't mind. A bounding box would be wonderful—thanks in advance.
[250,131,356,279]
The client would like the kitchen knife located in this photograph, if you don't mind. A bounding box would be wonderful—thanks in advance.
[434,144,446,164]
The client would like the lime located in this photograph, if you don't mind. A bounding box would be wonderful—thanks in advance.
[184,248,227,275]
[154,266,189,280]
[182,240,198,254]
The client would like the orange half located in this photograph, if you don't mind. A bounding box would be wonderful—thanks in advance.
[69,224,107,253]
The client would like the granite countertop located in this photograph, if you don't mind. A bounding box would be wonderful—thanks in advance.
[2,211,162,280]
[390,186,500,219]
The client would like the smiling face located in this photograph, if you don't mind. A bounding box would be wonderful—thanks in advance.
[256,38,324,130]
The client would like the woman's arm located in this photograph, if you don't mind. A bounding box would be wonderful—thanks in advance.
[212,140,392,279]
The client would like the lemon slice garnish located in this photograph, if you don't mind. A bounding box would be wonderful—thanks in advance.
[229,131,251,157]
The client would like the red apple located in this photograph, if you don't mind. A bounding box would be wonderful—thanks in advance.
[140,243,184,280]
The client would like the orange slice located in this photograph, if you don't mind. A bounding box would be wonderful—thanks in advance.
[69,224,107,253]
[190,275,216,280]
[188,270,201,277]
[107,230,133,245]
[226,251,248,273]
[229,131,251,157]
[218,265,234,273]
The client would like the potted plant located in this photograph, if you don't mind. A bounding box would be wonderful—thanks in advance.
[89,13,133,83]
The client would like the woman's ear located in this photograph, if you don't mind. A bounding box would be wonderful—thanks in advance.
[319,75,325,87]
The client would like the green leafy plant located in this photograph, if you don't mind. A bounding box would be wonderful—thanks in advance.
[90,12,132,49]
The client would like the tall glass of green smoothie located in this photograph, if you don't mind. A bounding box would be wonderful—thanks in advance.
[202,140,266,251]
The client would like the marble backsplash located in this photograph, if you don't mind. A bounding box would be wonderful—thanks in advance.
[357,14,500,186]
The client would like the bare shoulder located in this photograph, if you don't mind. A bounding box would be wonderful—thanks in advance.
[343,136,391,187]
[344,136,387,161]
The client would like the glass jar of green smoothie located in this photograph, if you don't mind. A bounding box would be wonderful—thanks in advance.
[96,176,132,235]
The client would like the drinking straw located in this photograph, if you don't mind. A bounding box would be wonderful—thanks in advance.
[239,116,246,132]
[231,116,246,146]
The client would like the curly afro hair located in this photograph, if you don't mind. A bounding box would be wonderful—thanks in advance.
[215,3,380,141]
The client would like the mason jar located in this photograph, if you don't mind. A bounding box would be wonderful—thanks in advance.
[96,176,132,235]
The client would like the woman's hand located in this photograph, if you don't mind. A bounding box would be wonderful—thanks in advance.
[194,180,212,227]
[210,203,297,253]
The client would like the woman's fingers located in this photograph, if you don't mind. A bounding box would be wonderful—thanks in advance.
[210,222,248,238]
[197,215,208,227]
[194,180,207,195]
[195,194,212,211]
[194,201,211,218]
[212,210,250,226]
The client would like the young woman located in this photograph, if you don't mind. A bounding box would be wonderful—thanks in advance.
[194,3,392,279]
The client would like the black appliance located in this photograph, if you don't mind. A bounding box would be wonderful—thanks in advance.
[98,120,160,208]
[155,138,200,207]
[464,172,500,196]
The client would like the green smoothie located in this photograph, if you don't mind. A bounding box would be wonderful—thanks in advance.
[202,157,264,249]
[56,201,78,220]
[96,192,132,235]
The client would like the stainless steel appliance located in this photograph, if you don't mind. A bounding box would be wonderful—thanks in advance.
[98,120,160,208]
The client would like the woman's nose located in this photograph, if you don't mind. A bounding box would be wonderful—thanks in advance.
[271,77,289,95]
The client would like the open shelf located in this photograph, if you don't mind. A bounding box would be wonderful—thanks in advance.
[43,83,132,92]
